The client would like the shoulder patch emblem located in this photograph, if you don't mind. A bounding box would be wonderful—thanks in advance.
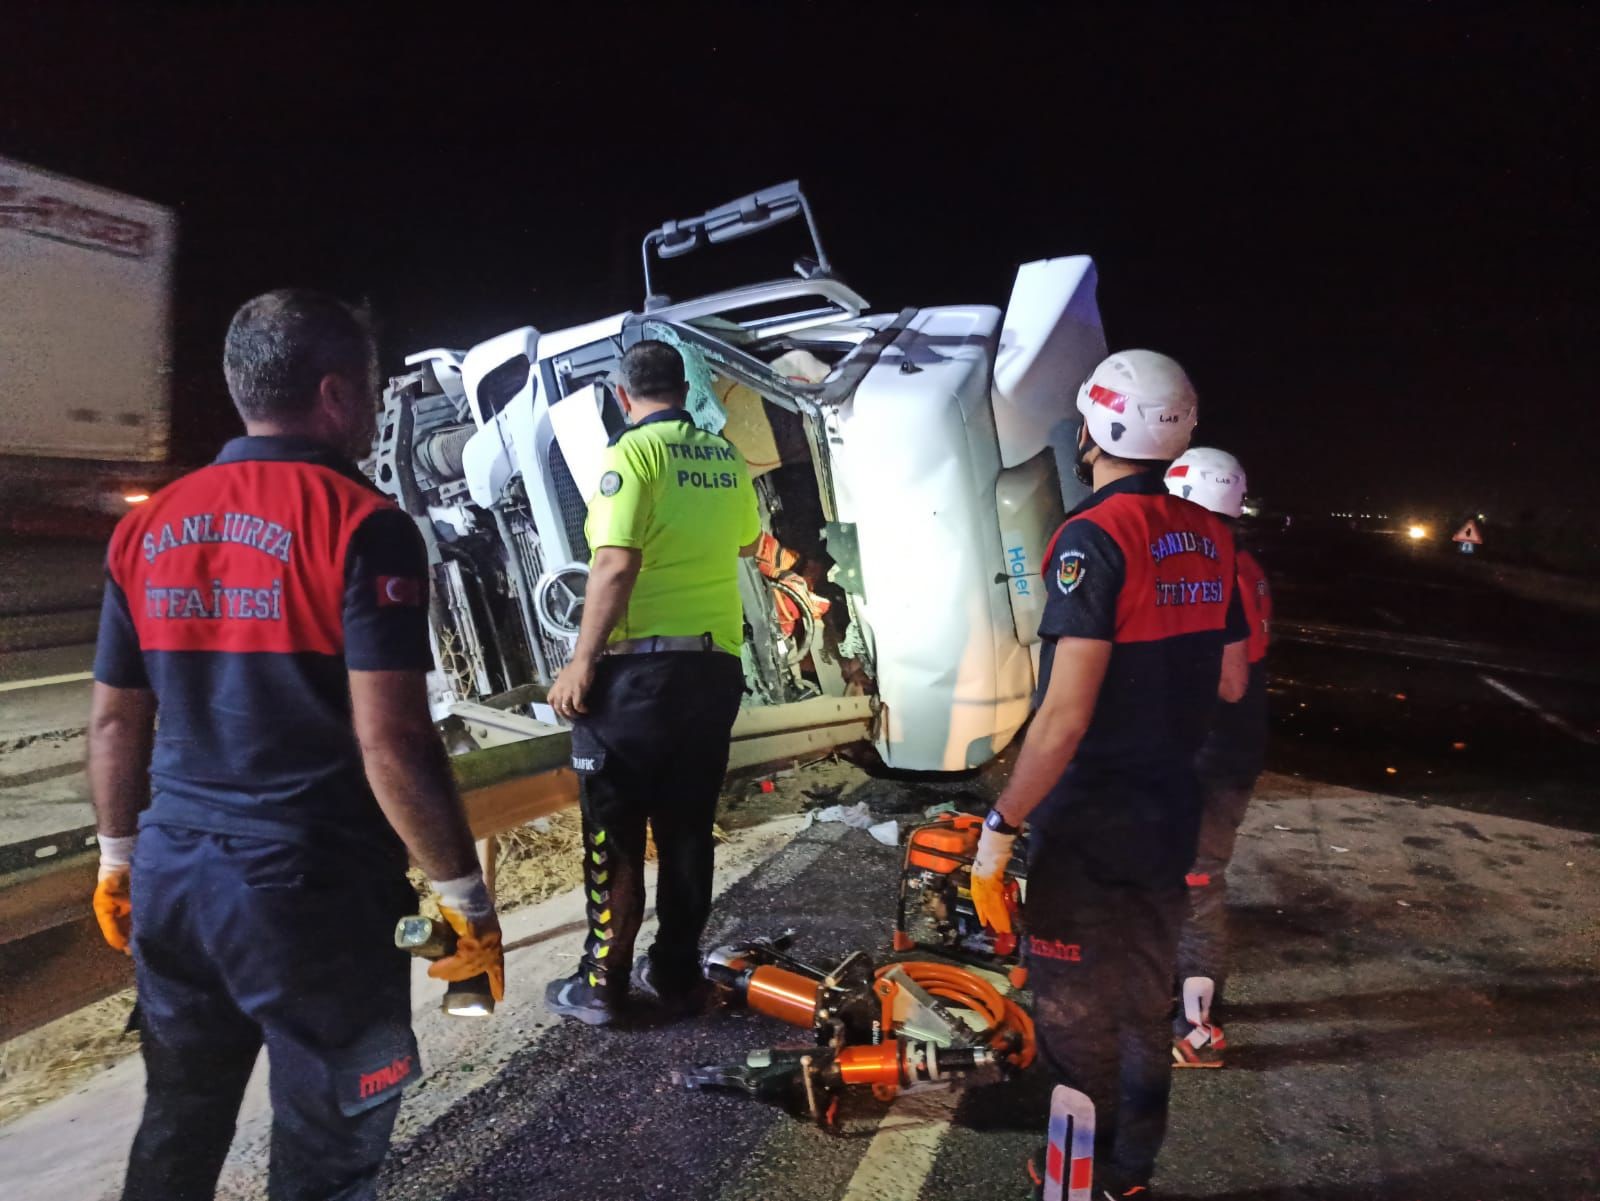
[377,576,425,607]
[1057,549,1087,594]
[598,470,622,498]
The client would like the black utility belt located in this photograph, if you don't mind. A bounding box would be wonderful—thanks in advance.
[605,634,730,656]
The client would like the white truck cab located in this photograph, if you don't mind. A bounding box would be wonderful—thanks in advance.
[369,182,1107,771]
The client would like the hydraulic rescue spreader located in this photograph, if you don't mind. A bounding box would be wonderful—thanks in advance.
[677,932,1034,1127]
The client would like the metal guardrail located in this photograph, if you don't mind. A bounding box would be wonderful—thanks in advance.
[0,825,99,878]
[0,694,874,1042]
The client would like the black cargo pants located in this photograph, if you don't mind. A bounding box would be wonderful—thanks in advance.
[1174,770,1258,1017]
[125,825,417,1201]
[568,650,745,996]
[1026,838,1187,1189]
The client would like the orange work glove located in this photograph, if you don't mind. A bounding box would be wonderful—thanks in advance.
[93,864,133,954]
[429,905,506,1003]
[970,824,1017,936]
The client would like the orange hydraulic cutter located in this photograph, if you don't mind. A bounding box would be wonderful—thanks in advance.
[683,933,1034,1126]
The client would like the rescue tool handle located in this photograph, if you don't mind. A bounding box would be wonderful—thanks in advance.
[394,915,495,1018]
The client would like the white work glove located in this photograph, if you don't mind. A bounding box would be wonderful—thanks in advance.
[971,821,1017,936]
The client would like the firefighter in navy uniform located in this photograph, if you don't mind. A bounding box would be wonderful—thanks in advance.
[88,290,503,1201]
[1162,448,1272,1069]
[970,351,1250,1200]
[544,340,760,1026]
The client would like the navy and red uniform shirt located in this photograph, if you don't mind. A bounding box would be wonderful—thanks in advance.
[1033,472,1249,886]
[1197,546,1272,785]
[93,435,432,864]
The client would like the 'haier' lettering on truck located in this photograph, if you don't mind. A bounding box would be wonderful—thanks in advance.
[1007,545,1031,596]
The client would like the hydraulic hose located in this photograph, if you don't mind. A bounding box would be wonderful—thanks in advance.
[876,961,1036,1069]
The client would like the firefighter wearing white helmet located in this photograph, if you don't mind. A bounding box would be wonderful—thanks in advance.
[1165,446,1247,518]
[1163,448,1273,1071]
[972,351,1250,1196]
[1071,348,1199,484]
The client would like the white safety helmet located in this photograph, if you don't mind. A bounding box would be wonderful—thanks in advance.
[1074,350,1198,462]
[1165,447,1247,518]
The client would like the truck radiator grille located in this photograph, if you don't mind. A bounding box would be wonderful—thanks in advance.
[547,441,590,561]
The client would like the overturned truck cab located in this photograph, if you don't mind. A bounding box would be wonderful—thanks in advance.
[368,182,1107,772]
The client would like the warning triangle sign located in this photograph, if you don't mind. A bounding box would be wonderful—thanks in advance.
[1453,519,1483,545]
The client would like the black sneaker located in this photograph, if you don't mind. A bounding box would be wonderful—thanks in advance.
[544,971,625,1027]
[631,955,706,1018]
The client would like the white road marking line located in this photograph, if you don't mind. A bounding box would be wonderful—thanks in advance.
[0,671,93,694]
[1479,673,1599,747]
[840,1088,958,1201]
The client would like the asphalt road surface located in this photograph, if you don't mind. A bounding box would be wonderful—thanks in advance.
[6,774,1594,1201]
[1259,525,1600,834]
[0,537,104,657]
[0,536,103,844]
[371,781,1600,1201]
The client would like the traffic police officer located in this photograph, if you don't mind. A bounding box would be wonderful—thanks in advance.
[1163,448,1272,1069]
[545,340,759,1026]
[89,290,503,1201]
[970,351,1249,1198]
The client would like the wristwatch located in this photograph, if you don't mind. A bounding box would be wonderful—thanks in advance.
[984,808,1021,836]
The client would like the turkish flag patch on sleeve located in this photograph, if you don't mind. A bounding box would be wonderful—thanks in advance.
[376,576,425,607]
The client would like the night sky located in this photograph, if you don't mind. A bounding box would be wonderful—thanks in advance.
[3,4,1595,522]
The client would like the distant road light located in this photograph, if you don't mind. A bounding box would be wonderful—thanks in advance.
[123,492,150,505]
[1407,524,1428,540]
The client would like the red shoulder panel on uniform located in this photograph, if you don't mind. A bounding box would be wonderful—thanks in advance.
[1059,493,1239,645]
[1237,548,1271,662]
[109,461,396,657]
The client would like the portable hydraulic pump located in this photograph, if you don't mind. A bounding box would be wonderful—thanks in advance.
[892,812,1029,988]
